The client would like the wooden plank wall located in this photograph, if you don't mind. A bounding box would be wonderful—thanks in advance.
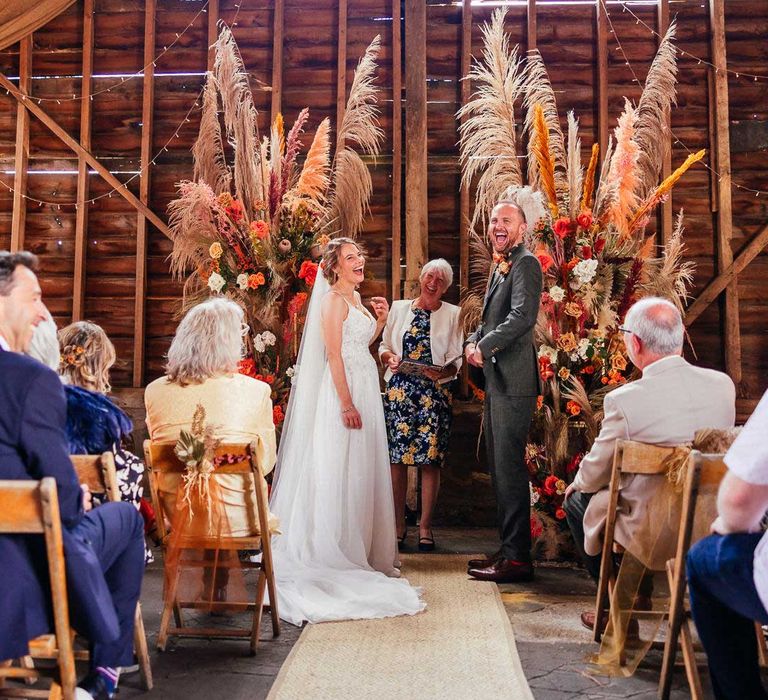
[0,0,766,403]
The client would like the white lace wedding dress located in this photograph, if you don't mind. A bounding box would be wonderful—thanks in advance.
[268,275,425,625]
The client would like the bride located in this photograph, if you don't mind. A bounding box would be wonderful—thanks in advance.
[268,237,425,625]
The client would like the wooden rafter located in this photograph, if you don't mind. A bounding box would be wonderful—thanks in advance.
[336,0,348,150]
[207,0,219,72]
[0,73,171,238]
[73,0,94,322]
[391,0,402,300]
[708,0,741,386]
[270,0,284,122]
[133,0,157,387]
[459,0,472,298]
[527,0,537,52]
[596,2,609,161]
[10,35,32,252]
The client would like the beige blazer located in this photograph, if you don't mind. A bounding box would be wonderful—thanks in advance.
[145,373,278,537]
[574,355,735,560]
[379,299,464,384]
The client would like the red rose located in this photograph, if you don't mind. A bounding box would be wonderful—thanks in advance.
[238,358,257,378]
[543,474,559,496]
[536,252,554,273]
[581,245,593,259]
[539,356,555,382]
[577,213,593,230]
[225,199,244,223]
[555,508,566,520]
[553,217,576,240]
[273,405,285,425]
[255,374,264,381]
[594,237,606,255]
[298,260,319,287]
[265,374,275,384]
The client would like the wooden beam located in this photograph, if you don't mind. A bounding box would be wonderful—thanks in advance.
[459,0,472,298]
[270,0,284,122]
[10,35,32,252]
[73,0,94,322]
[596,1,609,162]
[391,0,402,300]
[708,0,741,386]
[527,0,537,53]
[336,0,348,150]
[657,0,672,243]
[0,72,171,238]
[207,0,218,72]
[404,0,428,298]
[133,0,157,387]
[686,222,768,325]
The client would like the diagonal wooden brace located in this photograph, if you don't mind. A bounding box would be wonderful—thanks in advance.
[0,71,171,239]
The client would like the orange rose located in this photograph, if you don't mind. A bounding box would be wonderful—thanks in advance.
[536,252,554,273]
[576,212,593,230]
[553,217,576,240]
[247,272,266,289]
[217,192,234,208]
[564,302,582,318]
[566,400,581,416]
[536,395,544,410]
[611,353,628,372]
[250,219,270,240]
[558,367,571,381]
[273,405,285,425]
[557,332,578,353]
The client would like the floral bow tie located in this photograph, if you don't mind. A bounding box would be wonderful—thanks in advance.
[492,252,511,276]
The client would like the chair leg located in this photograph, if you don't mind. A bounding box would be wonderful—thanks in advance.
[755,622,768,668]
[158,565,181,652]
[250,569,268,656]
[659,562,687,700]
[593,547,614,644]
[680,618,704,700]
[264,564,281,638]
[133,603,153,690]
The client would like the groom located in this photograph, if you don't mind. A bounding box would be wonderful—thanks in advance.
[465,199,542,583]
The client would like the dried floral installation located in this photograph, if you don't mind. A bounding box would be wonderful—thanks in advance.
[458,9,701,557]
[167,27,383,428]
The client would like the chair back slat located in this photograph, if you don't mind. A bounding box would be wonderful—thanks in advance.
[0,481,45,534]
[617,440,681,475]
[71,453,120,502]
[145,442,256,474]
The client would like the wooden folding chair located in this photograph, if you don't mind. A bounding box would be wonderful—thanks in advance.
[69,453,152,691]
[593,439,681,644]
[0,478,76,700]
[658,451,768,699]
[144,440,280,655]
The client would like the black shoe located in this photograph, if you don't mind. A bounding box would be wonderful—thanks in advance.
[397,526,408,551]
[467,549,503,570]
[76,672,114,700]
[418,532,435,552]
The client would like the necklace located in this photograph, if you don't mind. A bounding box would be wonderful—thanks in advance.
[333,288,363,310]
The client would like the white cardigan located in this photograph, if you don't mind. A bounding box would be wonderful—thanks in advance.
[378,299,464,384]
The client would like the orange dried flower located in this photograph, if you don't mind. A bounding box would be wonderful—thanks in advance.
[557,332,578,353]
[247,272,266,289]
[566,400,581,416]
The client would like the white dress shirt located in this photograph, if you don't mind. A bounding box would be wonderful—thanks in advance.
[0,334,10,351]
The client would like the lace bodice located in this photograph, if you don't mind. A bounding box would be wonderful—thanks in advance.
[341,304,377,372]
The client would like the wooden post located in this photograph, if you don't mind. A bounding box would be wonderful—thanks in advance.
[657,0,673,244]
[133,0,156,387]
[270,0,284,122]
[404,0,428,298]
[527,0,537,53]
[391,0,402,300]
[336,0,348,150]
[0,72,170,237]
[207,0,219,71]
[73,0,94,321]
[708,0,741,387]
[596,1,609,162]
[10,35,32,252]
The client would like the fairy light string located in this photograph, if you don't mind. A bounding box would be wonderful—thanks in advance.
[600,0,766,199]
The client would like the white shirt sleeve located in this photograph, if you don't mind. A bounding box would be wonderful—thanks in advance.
[724,390,768,485]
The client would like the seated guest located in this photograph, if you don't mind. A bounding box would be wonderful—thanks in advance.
[144,297,277,537]
[687,391,768,700]
[26,306,59,370]
[379,258,463,551]
[0,251,144,700]
[563,297,735,630]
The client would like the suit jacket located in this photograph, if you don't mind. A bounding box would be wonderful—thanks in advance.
[466,243,542,396]
[575,354,736,561]
[0,349,120,661]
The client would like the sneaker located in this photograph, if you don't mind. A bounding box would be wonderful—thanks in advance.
[75,672,113,700]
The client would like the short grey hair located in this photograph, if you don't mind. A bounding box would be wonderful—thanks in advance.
[26,311,59,371]
[166,297,244,386]
[419,258,453,291]
[624,297,684,356]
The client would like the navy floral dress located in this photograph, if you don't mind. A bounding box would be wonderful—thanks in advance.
[383,307,453,467]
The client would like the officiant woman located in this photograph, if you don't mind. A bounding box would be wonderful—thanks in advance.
[379,258,464,552]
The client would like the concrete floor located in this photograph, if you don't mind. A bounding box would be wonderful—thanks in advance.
[110,528,704,699]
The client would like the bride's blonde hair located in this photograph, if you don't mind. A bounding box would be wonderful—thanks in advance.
[321,237,366,284]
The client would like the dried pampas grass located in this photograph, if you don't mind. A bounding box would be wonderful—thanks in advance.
[566,112,583,219]
[193,74,231,195]
[458,8,525,229]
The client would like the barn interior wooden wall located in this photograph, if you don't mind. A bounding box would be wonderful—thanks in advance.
[1,0,766,416]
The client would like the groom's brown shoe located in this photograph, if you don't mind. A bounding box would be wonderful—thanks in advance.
[467,549,503,570]
[468,558,534,583]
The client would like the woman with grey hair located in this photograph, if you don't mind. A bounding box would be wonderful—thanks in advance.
[379,258,464,551]
[144,297,278,544]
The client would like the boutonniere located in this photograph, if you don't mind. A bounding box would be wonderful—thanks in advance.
[492,253,511,277]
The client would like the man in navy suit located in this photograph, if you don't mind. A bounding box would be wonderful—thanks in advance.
[0,251,144,700]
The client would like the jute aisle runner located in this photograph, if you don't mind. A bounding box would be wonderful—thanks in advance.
[267,554,534,700]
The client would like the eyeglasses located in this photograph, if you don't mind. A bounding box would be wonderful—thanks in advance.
[240,322,250,338]
[617,326,632,335]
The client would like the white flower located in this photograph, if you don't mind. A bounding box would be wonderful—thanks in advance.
[207,272,226,293]
[286,365,296,384]
[261,331,277,347]
[530,483,540,506]
[549,285,566,303]
[573,258,598,286]
[577,338,591,359]
[253,334,266,353]
[537,345,558,364]
[236,273,249,290]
